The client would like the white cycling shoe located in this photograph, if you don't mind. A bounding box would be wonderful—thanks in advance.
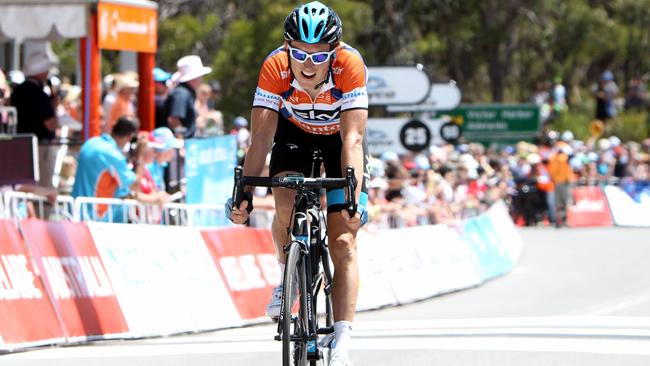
[265,285,283,319]
[329,348,353,366]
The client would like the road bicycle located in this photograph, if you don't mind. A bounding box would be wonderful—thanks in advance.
[231,151,357,366]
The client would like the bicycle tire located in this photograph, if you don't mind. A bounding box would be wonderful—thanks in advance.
[283,242,308,366]
[318,247,335,366]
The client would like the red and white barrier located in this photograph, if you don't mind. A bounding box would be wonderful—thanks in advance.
[19,219,129,341]
[87,223,241,337]
[1,201,524,351]
[567,186,614,227]
[201,227,281,321]
[0,220,65,350]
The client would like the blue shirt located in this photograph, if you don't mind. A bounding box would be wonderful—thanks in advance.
[72,133,136,222]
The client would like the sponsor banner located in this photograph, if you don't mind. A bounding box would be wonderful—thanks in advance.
[19,219,128,339]
[98,2,157,53]
[459,213,515,281]
[410,225,482,295]
[567,186,614,227]
[0,220,65,348]
[380,226,471,303]
[357,223,489,308]
[185,135,237,226]
[604,185,650,227]
[485,201,524,263]
[356,229,401,310]
[200,227,281,320]
[88,222,241,336]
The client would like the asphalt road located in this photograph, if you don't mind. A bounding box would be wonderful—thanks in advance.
[3,227,650,366]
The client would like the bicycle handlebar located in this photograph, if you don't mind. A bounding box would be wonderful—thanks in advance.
[232,166,358,217]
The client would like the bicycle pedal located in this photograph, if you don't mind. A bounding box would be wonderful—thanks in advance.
[274,334,281,342]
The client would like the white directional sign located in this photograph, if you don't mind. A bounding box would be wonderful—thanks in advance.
[367,118,453,155]
[367,66,430,105]
[386,82,462,112]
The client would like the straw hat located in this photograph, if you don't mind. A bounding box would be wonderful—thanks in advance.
[173,55,212,83]
[116,74,139,91]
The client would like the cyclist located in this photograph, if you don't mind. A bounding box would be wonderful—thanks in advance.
[227,2,368,365]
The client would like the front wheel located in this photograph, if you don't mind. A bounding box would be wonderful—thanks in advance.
[283,242,309,366]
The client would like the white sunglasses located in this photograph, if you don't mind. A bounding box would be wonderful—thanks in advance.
[287,46,335,65]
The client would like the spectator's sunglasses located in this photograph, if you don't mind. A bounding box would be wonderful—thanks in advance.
[287,45,335,65]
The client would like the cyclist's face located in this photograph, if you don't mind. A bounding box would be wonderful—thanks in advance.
[287,41,332,90]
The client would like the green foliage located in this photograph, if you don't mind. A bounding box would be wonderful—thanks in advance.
[51,40,77,82]
[550,110,649,142]
[157,14,220,71]
[153,0,650,142]
[607,112,648,142]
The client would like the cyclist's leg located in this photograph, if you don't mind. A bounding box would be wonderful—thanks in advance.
[267,119,313,318]
[271,177,299,263]
[326,213,359,322]
[268,117,315,263]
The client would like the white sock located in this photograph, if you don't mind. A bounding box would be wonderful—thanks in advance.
[333,321,352,354]
[279,262,286,286]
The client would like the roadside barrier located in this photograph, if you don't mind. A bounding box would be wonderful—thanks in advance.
[0,220,65,349]
[567,186,614,227]
[603,185,650,227]
[1,200,522,351]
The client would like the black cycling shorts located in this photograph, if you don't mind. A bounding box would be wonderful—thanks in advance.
[269,115,369,214]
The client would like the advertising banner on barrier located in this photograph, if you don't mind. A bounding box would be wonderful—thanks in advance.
[185,135,237,205]
[201,227,281,320]
[358,227,429,305]
[410,225,483,295]
[485,201,524,264]
[0,220,65,348]
[356,230,401,310]
[460,214,515,281]
[88,223,241,336]
[567,186,613,227]
[604,185,650,227]
[19,219,128,339]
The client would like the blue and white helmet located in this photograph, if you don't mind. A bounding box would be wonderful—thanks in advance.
[284,1,342,44]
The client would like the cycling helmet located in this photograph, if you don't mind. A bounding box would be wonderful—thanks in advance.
[284,1,342,44]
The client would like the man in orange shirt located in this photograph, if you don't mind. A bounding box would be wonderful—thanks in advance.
[548,137,575,227]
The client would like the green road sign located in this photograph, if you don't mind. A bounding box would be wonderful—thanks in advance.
[438,104,541,144]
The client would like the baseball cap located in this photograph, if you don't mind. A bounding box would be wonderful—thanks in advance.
[153,67,172,83]
[149,127,184,151]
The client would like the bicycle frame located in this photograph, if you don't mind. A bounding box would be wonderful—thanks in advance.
[279,183,331,360]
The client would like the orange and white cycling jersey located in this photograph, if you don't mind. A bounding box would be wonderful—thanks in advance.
[253,42,368,135]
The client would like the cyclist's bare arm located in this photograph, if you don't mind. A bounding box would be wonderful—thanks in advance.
[243,107,278,187]
[339,109,367,209]
[231,107,278,224]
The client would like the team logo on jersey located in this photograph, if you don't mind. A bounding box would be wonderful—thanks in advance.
[293,108,340,122]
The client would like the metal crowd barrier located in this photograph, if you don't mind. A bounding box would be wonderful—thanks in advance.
[1,191,230,227]
[2,191,74,221]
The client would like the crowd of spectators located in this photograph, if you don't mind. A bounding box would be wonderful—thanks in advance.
[2,51,650,228]
[0,50,239,221]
